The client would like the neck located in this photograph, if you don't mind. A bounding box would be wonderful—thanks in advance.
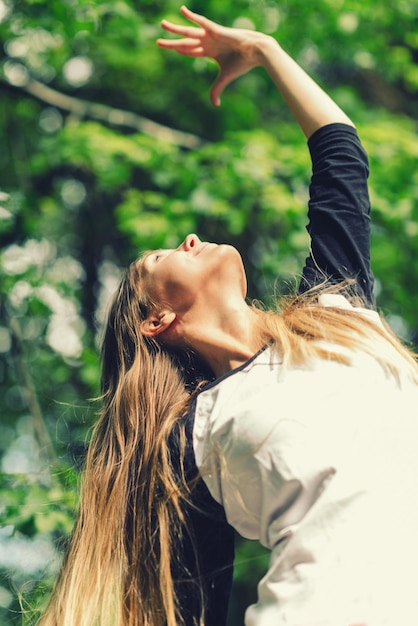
[183,302,261,378]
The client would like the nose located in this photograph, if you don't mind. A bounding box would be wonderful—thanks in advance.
[178,233,201,251]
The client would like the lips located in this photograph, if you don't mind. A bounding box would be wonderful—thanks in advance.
[195,242,210,255]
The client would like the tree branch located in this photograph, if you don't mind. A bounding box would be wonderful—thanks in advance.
[5,308,58,467]
[0,74,207,149]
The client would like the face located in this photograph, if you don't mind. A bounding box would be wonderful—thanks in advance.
[139,234,247,316]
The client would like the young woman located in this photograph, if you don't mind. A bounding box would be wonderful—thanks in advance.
[39,6,418,626]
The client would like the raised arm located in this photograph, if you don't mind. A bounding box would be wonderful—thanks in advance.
[158,7,374,305]
[157,5,354,138]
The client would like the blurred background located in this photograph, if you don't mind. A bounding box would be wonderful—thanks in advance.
[0,0,417,623]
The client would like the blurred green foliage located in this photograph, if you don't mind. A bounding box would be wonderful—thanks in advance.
[0,0,417,623]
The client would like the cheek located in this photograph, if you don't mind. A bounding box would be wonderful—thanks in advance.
[163,279,196,306]
[146,266,199,312]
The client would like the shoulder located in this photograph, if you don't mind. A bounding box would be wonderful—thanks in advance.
[318,293,382,326]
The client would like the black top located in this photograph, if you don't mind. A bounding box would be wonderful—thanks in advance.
[300,123,374,306]
[173,123,375,625]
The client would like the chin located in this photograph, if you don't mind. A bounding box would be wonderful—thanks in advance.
[215,243,242,264]
[217,242,241,257]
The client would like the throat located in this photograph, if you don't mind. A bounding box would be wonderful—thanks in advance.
[212,343,258,378]
[191,309,263,378]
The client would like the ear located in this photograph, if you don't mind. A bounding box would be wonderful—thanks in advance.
[140,310,176,338]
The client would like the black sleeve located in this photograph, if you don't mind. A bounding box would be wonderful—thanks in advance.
[171,415,235,626]
[298,123,375,308]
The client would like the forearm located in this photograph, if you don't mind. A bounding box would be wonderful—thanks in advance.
[255,36,354,139]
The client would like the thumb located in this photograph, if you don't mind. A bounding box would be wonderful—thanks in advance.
[210,56,252,106]
[210,71,230,107]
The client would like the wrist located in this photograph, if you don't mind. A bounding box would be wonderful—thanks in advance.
[252,34,282,66]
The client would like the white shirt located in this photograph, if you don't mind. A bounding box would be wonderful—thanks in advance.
[193,297,418,625]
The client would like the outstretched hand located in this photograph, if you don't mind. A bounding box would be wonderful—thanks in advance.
[157,5,269,106]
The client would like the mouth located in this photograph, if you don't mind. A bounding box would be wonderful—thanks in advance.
[194,242,211,255]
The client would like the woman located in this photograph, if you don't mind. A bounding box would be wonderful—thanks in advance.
[39,6,418,626]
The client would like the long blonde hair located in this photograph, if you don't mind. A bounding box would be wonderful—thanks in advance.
[38,259,205,626]
[38,265,418,626]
